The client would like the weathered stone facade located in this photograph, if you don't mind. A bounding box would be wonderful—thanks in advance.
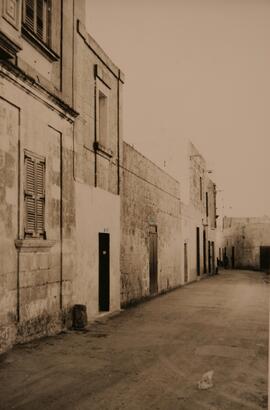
[181,141,218,283]
[222,216,270,271]
[0,8,77,352]
[0,0,124,352]
[120,140,218,306]
[71,4,124,319]
[0,0,219,354]
[0,0,80,352]
[120,143,182,306]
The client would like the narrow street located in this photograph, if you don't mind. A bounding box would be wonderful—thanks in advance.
[0,270,269,410]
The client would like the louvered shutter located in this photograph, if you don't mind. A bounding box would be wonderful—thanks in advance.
[23,0,50,44]
[36,160,45,235]
[24,0,35,32]
[36,0,44,41]
[25,155,36,235]
[24,152,46,238]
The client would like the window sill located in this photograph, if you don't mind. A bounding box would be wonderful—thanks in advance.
[93,141,113,159]
[15,239,56,253]
[21,26,59,62]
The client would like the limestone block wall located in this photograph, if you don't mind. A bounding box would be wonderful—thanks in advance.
[189,142,207,214]
[181,204,202,283]
[120,142,182,306]
[222,217,270,270]
[207,179,216,230]
[181,143,218,281]
[0,66,76,353]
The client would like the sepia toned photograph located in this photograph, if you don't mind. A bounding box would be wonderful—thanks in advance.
[0,0,269,409]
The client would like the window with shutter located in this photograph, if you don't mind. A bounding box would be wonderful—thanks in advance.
[24,151,46,238]
[22,0,51,45]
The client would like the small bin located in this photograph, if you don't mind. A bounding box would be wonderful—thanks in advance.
[72,304,87,330]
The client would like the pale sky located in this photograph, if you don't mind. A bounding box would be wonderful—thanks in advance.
[86,0,270,217]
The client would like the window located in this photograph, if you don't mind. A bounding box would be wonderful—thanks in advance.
[199,176,202,200]
[23,0,51,45]
[206,192,209,217]
[24,151,46,238]
[94,76,112,157]
[98,89,108,147]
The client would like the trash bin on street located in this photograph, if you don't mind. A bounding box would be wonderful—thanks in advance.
[72,304,87,330]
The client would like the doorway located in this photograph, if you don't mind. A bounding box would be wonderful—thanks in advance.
[231,246,235,268]
[149,225,158,294]
[203,230,207,274]
[99,233,110,311]
[260,246,270,272]
[196,227,200,276]
[211,241,215,274]
[208,241,211,274]
[184,242,188,283]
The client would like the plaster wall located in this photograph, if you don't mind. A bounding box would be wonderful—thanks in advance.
[74,184,120,318]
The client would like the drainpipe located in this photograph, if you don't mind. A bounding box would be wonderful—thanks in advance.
[60,133,63,310]
[16,113,21,322]
[117,71,120,195]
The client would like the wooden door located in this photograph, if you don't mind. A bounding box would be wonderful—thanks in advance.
[149,225,158,294]
[99,233,110,311]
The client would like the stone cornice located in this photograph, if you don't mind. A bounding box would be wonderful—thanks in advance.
[0,61,79,122]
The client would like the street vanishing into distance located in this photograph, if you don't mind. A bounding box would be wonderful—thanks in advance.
[0,270,268,410]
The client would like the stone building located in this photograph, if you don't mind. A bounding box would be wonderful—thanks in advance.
[0,0,218,353]
[0,0,124,353]
[181,141,218,283]
[120,143,182,306]
[71,3,124,320]
[222,216,270,272]
[120,139,218,306]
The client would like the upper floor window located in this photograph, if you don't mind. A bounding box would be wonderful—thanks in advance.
[199,176,202,201]
[98,88,108,148]
[23,0,51,45]
[94,76,113,157]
